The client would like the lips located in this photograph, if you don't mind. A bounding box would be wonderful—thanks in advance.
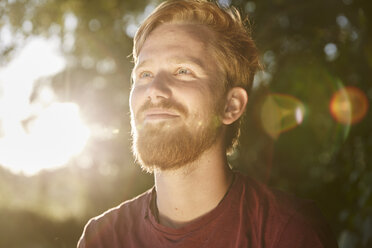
[142,108,180,121]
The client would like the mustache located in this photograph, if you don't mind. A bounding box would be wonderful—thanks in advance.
[137,99,188,117]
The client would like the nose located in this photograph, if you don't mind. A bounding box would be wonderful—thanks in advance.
[146,72,172,103]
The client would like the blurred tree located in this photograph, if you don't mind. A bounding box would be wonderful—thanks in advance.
[230,0,372,247]
[0,0,371,247]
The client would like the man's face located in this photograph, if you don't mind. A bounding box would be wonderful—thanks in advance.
[130,23,225,171]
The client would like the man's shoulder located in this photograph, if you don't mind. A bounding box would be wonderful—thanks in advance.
[237,172,338,247]
[85,187,153,230]
[239,172,313,215]
[237,171,325,230]
[77,188,154,247]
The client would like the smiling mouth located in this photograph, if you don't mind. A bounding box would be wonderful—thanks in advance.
[143,109,180,122]
[145,113,179,121]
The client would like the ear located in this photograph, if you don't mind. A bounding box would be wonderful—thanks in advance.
[221,87,248,125]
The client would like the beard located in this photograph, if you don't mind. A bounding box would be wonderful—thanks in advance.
[131,99,221,172]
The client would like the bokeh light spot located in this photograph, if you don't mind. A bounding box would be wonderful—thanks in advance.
[260,93,306,139]
[336,15,349,28]
[89,19,101,32]
[330,86,369,125]
[324,43,339,61]
[22,20,33,33]
[245,1,256,13]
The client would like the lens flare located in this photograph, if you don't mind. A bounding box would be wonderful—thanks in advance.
[251,64,352,170]
[260,93,306,139]
[330,86,369,125]
[0,102,90,175]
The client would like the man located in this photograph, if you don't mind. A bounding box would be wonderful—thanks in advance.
[78,0,339,247]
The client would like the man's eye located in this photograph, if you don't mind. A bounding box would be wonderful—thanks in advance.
[139,71,152,78]
[177,68,192,75]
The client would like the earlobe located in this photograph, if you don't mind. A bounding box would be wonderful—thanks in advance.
[222,87,248,125]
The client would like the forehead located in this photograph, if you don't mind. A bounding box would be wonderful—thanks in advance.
[136,24,216,66]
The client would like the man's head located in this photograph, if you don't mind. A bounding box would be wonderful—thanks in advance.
[130,0,259,171]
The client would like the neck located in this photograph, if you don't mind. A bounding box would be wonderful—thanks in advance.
[153,143,233,228]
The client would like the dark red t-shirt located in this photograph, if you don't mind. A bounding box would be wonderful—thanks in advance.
[77,172,338,248]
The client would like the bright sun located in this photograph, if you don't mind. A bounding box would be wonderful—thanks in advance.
[0,35,90,175]
[0,103,90,175]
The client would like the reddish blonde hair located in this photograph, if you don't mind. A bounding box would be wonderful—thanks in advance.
[133,0,260,154]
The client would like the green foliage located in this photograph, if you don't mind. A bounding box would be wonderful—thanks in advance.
[0,0,371,247]
[230,0,372,247]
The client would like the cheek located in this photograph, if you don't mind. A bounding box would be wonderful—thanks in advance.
[129,86,144,115]
[182,91,217,116]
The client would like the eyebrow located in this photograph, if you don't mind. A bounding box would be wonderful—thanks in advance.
[134,56,205,72]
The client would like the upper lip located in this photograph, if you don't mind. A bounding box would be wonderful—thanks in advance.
[142,108,180,118]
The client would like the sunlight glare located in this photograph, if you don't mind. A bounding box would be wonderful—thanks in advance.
[0,103,90,175]
[0,35,91,175]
